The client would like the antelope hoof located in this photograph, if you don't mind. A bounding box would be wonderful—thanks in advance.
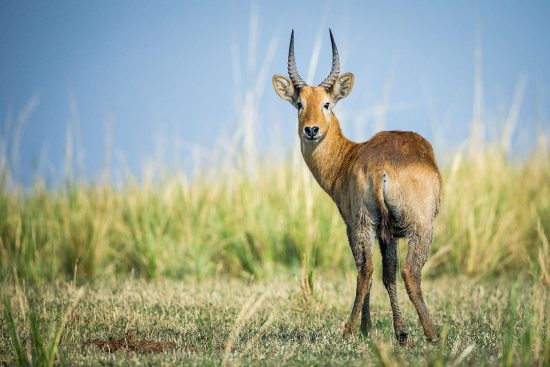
[395,331,408,346]
[343,321,357,338]
[360,321,372,337]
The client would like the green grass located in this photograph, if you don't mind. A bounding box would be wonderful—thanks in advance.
[1,275,548,366]
[1,147,549,283]
[2,287,82,367]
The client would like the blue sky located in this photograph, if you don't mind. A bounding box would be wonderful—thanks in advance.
[1,1,549,185]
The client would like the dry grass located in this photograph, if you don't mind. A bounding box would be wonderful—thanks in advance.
[1,275,548,366]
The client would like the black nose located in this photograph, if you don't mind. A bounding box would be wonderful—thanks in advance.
[304,126,320,138]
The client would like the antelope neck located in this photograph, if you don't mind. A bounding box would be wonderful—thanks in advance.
[301,114,355,196]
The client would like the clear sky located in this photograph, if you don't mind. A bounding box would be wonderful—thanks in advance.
[1,1,549,185]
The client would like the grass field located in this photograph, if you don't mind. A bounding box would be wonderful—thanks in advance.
[1,147,550,282]
[1,146,550,365]
[1,274,549,366]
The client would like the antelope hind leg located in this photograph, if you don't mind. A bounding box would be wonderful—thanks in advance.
[380,237,408,345]
[401,231,439,343]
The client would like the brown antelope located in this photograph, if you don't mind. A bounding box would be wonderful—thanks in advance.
[272,30,442,344]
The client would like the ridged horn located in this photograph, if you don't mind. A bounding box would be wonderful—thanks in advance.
[319,29,340,89]
[288,30,307,88]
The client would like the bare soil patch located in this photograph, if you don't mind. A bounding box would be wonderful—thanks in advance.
[85,330,176,353]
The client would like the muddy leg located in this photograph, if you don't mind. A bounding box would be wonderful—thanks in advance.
[343,225,374,338]
[360,279,373,335]
[401,231,439,343]
[380,238,408,345]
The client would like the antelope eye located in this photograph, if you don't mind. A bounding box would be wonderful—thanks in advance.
[324,102,330,109]
[297,102,303,109]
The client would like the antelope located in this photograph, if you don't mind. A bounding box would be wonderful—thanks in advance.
[272,30,442,344]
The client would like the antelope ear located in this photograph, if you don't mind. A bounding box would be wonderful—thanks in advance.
[331,72,354,102]
[272,74,296,103]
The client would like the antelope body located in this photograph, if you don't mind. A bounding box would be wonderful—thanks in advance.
[272,30,442,344]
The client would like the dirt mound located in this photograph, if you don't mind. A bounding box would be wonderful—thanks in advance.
[85,330,176,353]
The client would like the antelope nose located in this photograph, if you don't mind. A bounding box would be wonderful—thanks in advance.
[304,126,320,138]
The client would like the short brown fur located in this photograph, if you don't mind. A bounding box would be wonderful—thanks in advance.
[273,31,442,344]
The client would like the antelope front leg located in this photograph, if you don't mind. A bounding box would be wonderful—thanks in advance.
[343,225,374,338]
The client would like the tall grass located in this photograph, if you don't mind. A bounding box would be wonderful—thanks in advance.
[433,145,550,278]
[0,142,549,282]
[2,282,83,366]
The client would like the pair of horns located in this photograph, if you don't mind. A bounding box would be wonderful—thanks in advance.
[287,29,340,89]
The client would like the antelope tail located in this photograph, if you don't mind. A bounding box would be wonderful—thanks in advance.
[376,171,394,244]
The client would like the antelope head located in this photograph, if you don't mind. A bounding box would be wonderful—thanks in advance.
[272,29,355,144]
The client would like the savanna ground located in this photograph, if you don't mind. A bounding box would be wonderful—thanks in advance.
[1,273,548,366]
[1,123,550,365]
